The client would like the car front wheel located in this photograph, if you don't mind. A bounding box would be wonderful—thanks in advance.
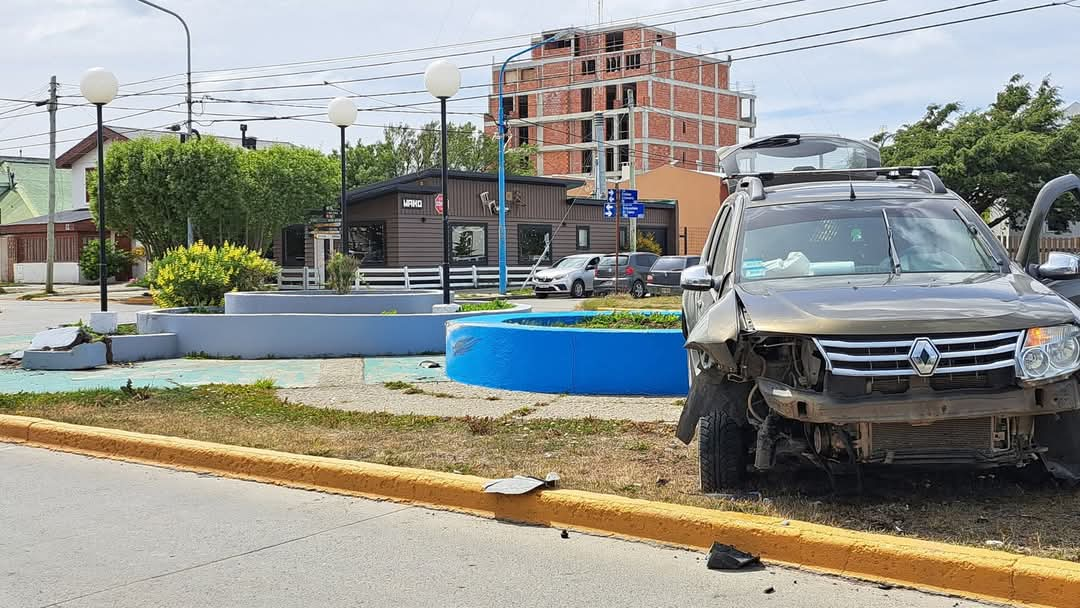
[571,280,586,298]
[698,410,748,493]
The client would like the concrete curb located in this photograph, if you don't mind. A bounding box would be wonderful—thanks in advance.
[1,413,1076,607]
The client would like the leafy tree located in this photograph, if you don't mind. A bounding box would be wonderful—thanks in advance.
[874,75,1080,230]
[636,231,663,255]
[94,137,337,257]
[340,122,537,188]
[237,146,338,252]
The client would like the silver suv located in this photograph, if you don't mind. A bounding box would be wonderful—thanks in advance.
[532,254,601,299]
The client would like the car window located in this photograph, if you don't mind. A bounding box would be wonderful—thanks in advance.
[599,255,628,266]
[707,207,732,278]
[738,200,998,281]
[651,257,686,271]
[687,256,700,265]
[635,253,657,267]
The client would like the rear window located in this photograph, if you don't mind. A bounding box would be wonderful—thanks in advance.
[599,255,628,266]
[651,257,687,271]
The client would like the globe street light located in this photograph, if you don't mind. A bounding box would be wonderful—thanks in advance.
[327,96,357,256]
[80,67,118,312]
[424,59,460,305]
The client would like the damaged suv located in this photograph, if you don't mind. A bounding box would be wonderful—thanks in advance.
[679,134,1080,491]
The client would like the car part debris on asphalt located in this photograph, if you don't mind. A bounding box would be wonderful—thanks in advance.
[706,542,761,570]
[483,472,560,495]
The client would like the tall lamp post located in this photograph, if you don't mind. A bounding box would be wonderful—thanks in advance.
[496,31,571,294]
[424,60,461,306]
[80,67,118,313]
[134,0,195,246]
[327,97,357,255]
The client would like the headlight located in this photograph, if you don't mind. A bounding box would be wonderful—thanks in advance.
[1018,325,1080,381]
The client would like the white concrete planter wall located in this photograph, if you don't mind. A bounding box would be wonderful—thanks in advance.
[137,297,531,359]
[224,289,443,315]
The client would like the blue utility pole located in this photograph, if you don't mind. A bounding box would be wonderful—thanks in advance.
[497,31,570,294]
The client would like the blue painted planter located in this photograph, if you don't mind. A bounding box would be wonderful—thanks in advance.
[445,311,688,396]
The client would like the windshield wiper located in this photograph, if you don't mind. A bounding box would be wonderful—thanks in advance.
[953,207,1007,272]
[881,208,902,275]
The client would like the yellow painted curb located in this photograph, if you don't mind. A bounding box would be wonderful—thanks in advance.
[1,413,1075,608]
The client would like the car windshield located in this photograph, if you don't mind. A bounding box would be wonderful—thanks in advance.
[738,200,999,281]
[651,257,687,271]
[599,255,628,266]
[726,135,880,174]
[552,256,589,269]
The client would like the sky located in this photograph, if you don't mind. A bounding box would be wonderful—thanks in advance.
[2,0,1078,159]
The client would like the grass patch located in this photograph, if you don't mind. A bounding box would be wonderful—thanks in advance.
[17,291,56,301]
[458,299,514,313]
[385,380,456,399]
[252,377,277,389]
[579,294,682,311]
[114,323,138,336]
[184,351,240,360]
[561,312,681,330]
[383,381,414,390]
[381,309,398,315]
[4,385,1079,562]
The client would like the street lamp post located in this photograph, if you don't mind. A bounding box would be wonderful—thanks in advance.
[424,60,461,306]
[327,97,357,256]
[80,67,118,313]
[496,31,571,294]
[134,0,195,246]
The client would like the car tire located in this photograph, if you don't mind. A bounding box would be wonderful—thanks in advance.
[698,410,748,493]
[535,293,549,299]
[571,280,586,299]
[631,280,645,299]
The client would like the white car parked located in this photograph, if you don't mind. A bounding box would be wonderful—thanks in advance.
[532,254,601,299]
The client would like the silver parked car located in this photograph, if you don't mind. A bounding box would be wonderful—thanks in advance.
[532,254,601,299]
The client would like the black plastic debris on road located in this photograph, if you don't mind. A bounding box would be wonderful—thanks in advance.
[706,542,761,570]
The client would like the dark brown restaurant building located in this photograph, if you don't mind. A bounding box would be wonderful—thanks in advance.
[276,169,678,270]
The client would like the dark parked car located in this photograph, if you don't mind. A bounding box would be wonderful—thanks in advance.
[678,134,1080,492]
[593,252,659,298]
[646,255,700,296]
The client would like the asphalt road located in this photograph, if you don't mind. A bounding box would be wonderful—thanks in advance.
[1,444,992,608]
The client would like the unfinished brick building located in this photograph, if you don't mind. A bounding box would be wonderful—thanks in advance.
[485,23,757,181]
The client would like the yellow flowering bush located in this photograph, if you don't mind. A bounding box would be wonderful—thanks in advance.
[149,242,278,308]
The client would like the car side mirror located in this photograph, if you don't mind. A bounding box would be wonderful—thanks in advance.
[1037,251,1080,279]
[680,264,714,291]
[586,264,596,270]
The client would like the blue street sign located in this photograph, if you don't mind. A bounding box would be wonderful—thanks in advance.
[621,202,644,219]
[607,188,617,203]
[603,202,616,218]
[604,188,618,219]
[620,189,638,205]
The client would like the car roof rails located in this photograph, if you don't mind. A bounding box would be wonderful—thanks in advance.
[729,166,947,196]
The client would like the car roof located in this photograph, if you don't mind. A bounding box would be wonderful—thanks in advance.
[747,179,958,208]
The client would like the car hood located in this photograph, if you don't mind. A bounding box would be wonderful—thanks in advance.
[536,268,573,279]
[734,272,1079,335]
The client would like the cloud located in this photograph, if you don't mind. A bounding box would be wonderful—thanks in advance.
[853,28,954,57]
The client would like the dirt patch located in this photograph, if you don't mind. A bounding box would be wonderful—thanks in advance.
[2,384,1077,561]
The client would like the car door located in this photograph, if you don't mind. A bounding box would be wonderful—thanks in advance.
[685,193,741,331]
[1016,175,1080,304]
[583,256,600,290]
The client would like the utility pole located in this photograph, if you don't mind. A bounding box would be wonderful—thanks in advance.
[627,90,636,253]
[38,77,58,293]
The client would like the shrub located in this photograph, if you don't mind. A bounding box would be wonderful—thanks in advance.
[636,232,663,255]
[149,241,278,308]
[325,252,362,294]
[79,239,133,281]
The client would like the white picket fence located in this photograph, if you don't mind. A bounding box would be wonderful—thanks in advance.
[278,265,545,291]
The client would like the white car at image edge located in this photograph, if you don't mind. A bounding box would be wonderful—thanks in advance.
[531,254,601,299]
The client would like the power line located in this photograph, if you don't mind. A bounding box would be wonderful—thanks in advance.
[0,104,181,145]
[108,0,1009,104]
[119,0,791,88]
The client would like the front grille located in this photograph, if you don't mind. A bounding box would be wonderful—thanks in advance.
[870,417,992,453]
[815,332,1021,378]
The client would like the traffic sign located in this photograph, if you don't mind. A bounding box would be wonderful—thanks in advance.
[620,189,638,205]
[603,202,616,218]
[607,188,617,203]
[435,194,444,215]
[621,202,644,219]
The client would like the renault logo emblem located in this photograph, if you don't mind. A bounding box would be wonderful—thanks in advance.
[908,338,940,376]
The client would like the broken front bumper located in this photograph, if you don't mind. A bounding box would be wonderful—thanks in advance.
[755,376,1080,424]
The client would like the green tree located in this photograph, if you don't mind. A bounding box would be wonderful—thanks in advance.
[91,136,242,258]
[79,239,133,281]
[238,146,338,252]
[94,137,338,257]
[875,74,1080,230]
[340,122,537,188]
